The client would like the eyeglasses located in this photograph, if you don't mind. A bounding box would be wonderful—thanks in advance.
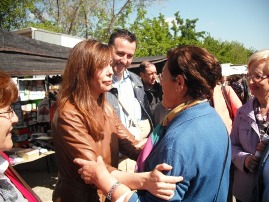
[0,107,14,120]
[245,74,269,82]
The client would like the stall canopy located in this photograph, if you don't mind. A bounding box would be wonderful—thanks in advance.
[0,29,71,76]
[0,29,167,76]
[221,63,248,76]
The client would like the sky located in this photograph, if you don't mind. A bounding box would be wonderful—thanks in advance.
[144,0,269,51]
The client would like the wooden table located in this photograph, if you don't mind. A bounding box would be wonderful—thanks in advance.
[5,148,55,173]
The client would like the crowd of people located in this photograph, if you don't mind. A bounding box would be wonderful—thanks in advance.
[1,27,269,202]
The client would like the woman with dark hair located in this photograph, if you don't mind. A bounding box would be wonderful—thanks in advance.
[52,39,182,202]
[0,71,41,202]
[74,45,231,202]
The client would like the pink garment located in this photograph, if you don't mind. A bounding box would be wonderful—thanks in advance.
[212,85,242,134]
[1,152,39,202]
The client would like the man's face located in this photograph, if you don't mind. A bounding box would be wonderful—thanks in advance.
[140,64,157,88]
[111,37,136,77]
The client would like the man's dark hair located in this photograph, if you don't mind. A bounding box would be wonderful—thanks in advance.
[139,61,152,73]
[108,29,137,45]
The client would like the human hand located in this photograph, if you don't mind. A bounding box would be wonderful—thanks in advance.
[244,154,260,172]
[256,140,269,154]
[143,163,183,200]
[74,156,110,186]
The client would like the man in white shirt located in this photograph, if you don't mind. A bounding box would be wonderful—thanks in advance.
[106,29,153,172]
[106,29,153,139]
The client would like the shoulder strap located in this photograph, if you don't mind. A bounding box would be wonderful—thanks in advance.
[221,86,234,120]
[214,133,230,202]
[1,152,41,202]
[117,95,138,127]
[8,165,42,202]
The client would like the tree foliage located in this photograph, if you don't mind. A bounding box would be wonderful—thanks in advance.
[0,0,255,64]
[201,35,254,64]
[0,0,38,30]
[130,11,173,56]
[170,11,205,46]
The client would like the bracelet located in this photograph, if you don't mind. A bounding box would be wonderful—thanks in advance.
[107,181,120,201]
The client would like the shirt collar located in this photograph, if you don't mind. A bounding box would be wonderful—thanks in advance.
[112,70,130,88]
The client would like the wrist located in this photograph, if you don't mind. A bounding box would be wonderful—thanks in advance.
[140,172,150,190]
[107,181,121,201]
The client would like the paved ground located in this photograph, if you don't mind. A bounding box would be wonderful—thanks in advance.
[14,154,58,202]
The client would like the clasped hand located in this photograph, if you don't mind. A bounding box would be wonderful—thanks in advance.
[74,156,183,200]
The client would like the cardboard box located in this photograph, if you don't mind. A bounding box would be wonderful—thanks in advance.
[16,149,39,161]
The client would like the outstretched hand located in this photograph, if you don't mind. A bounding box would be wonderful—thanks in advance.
[74,156,109,186]
[143,163,183,200]
[74,157,183,201]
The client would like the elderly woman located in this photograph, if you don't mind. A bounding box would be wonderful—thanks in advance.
[231,49,269,202]
[74,45,231,201]
[0,71,41,201]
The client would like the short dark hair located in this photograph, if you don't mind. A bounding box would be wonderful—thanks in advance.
[166,45,221,100]
[108,29,137,46]
[139,61,153,73]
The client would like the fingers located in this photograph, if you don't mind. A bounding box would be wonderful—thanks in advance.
[154,163,183,183]
[73,158,88,166]
[96,156,105,165]
[154,190,175,201]
[157,182,176,190]
[78,168,83,175]
[246,154,260,172]
[162,175,183,184]
[155,163,173,171]
[74,156,103,166]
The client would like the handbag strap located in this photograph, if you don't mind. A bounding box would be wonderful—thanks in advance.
[221,86,234,120]
[117,94,138,127]
[214,133,230,202]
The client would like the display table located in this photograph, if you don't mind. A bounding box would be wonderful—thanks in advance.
[5,148,55,172]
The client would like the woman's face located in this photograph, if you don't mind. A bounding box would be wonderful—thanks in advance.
[160,63,180,108]
[0,106,18,151]
[89,63,114,98]
[247,62,269,100]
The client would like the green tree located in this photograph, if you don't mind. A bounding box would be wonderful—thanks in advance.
[1,0,255,63]
[130,11,173,56]
[202,35,254,64]
[171,11,205,46]
[27,0,165,41]
[0,0,38,30]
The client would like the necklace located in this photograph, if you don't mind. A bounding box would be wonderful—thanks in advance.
[254,98,269,138]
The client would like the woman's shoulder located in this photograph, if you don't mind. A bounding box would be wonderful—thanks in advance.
[57,101,82,119]
[237,98,254,115]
